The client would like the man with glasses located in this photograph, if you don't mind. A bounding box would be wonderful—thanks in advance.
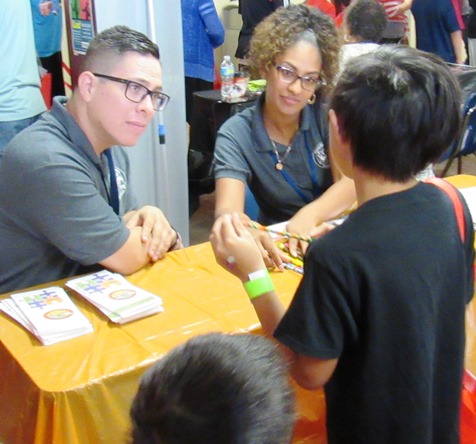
[0,25,181,294]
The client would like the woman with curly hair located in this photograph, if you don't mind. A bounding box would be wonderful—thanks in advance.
[213,5,356,266]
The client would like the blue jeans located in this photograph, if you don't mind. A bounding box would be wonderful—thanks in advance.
[0,114,42,163]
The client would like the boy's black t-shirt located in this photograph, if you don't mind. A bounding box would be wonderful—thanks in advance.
[275,182,474,443]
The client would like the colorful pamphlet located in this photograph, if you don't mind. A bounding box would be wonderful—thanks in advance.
[0,287,93,345]
[66,270,164,324]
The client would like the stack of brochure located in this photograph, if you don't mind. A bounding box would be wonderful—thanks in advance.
[0,287,94,345]
[66,270,164,324]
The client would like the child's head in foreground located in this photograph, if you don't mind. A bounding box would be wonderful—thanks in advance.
[130,332,295,444]
[330,45,462,181]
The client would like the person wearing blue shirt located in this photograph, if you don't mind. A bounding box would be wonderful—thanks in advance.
[30,0,65,98]
[0,0,46,161]
[411,0,467,64]
[181,0,224,124]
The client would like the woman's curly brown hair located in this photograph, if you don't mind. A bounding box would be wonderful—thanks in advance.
[248,4,341,94]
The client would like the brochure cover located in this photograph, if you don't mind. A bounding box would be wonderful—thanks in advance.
[0,287,93,345]
[66,270,163,323]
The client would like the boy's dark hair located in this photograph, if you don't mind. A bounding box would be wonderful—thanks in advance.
[330,45,462,181]
[344,0,387,43]
[130,333,295,444]
[81,25,160,73]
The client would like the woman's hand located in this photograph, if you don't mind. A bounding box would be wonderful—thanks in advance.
[249,228,286,270]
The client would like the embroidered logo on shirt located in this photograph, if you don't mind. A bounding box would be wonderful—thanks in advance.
[312,142,329,168]
[115,167,127,199]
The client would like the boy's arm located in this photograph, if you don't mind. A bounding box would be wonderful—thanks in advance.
[214,177,284,269]
[251,292,338,389]
[210,213,338,389]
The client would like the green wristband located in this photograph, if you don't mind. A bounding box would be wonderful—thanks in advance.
[243,271,275,301]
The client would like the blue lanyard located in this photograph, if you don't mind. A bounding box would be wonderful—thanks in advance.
[104,149,120,214]
[269,132,320,204]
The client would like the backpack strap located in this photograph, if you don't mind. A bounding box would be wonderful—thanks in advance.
[425,177,466,242]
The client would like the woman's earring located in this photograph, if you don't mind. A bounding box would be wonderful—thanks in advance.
[308,94,316,105]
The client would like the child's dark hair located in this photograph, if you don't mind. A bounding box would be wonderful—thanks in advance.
[344,0,387,43]
[130,333,295,444]
[330,45,462,181]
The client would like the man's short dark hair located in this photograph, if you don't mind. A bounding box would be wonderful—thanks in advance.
[130,333,295,444]
[344,0,387,43]
[82,25,160,72]
[330,45,462,181]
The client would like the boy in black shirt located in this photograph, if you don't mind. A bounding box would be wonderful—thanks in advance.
[210,46,474,443]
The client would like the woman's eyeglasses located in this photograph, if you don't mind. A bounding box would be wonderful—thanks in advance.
[92,73,170,111]
[274,65,327,91]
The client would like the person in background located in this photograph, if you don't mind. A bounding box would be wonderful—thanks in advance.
[468,0,476,65]
[451,0,467,32]
[130,332,295,444]
[235,0,290,69]
[0,0,47,161]
[210,45,474,444]
[334,0,352,14]
[307,0,352,26]
[377,0,413,43]
[181,0,224,125]
[334,0,352,26]
[339,0,387,70]
[0,25,181,294]
[411,0,467,64]
[306,0,337,19]
[30,0,66,98]
[461,0,472,31]
[214,5,355,266]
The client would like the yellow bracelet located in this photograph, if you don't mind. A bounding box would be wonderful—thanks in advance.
[243,270,275,301]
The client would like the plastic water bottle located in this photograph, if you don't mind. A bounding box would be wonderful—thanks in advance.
[220,55,235,101]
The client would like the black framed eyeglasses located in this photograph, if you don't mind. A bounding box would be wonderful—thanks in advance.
[92,73,170,111]
[274,65,327,91]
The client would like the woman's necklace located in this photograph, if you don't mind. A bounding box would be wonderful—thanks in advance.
[270,140,293,171]
[264,108,299,171]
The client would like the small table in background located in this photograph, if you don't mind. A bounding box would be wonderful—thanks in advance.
[188,90,258,215]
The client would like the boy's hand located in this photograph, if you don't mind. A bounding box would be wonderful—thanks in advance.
[210,213,268,282]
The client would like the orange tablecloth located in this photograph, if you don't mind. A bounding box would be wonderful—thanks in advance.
[0,242,324,443]
[1,174,475,444]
